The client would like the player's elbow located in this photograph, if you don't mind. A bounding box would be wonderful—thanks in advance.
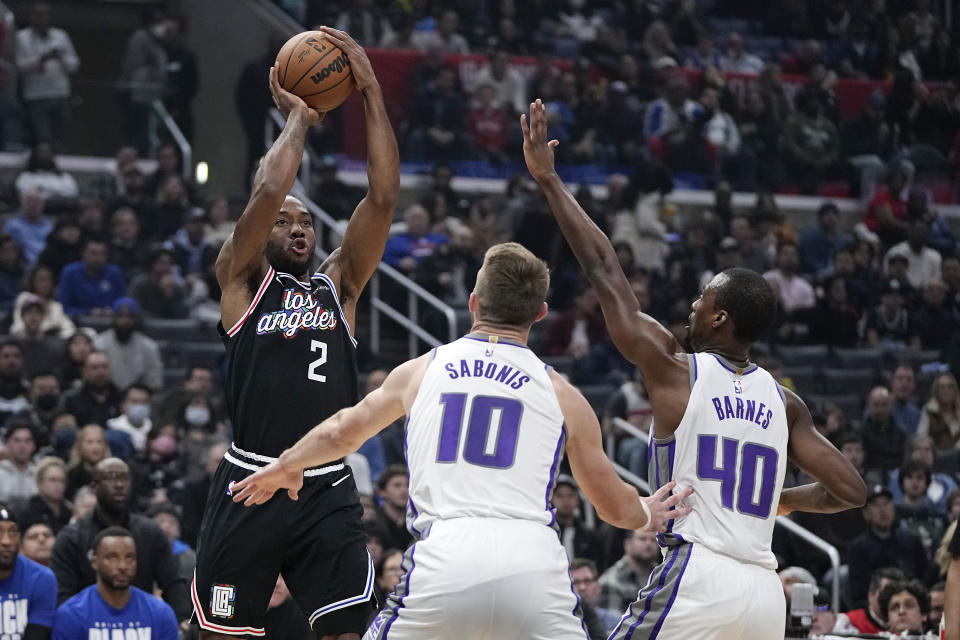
[366,188,399,214]
[833,474,867,509]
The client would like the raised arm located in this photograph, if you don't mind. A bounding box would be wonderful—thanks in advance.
[777,387,867,515]
[216,64,319,326]
[522,100,685,392]
[231,354,429,505]
[552,370,692,531]
[319,27,399,313]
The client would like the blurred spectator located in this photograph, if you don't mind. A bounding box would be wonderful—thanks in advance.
[864,277,916,349]
[150,175,191,242]
[810,275,861,347]
[729,214,771,273]
[170,206,215,277]
[929,580,945,629]
[15,2,79,151]
[148,502,194,583]
[643,74,703,170]
[263,574,312,640]
[10,265,74,339]
[26,371,62,445]
[884,218,942,289]
[156,364,218,427]
[118,12,168,154]
[0,341,29,422]
[544,285,604,358]
[21,456,71,533]
[0,504,57,638]
[841,90,895,197]
[413,10,470,54]
[552,475,603,568]
[51,525,180,638]
[913,279,953,352]
[55,238,125,317]
[468,83,509,164]
[848,484,931,608]
[0,422,36,502]
[235,39,278,184]
[372,465,412,552]
[603,367,653,481]
[907,188,955,257]
[886,68,921,147]
[180,439,227,548]
[19,520,53,567]
[832,19,881,78]
[642,21,680,63]
[15,294,63,376]
[878,579,930,636]
[699,86,741,178]
[129,247,189,319]
[108,207,146,276]
[922,28,960,79]
[64,424,109,501]
[159,20,197,142]
[59,331,91,390]
[105,384,152,454]
[36,217,81,279]
[889,364,922,435]
[570,558,622,634]
[764,242,816,315]
[475,50,526,116]
[382,204,447,275]
[599,531,660,611]
[863,386,909,474]
[735,89,781,190]
[51,457,190,619]
[782,87,842,194]
[917,372,960,449]
[202,195,235,247]
[334,0,394,46]
[405,66,471,161]
[844,567,906,634]
[108,164,155,224]
[718,32,764,74]
[415,225,481,307]
[894,460,948,551]
[63,352,122,429]
[143,144,197,204]
[0,235,24,312]
[756,63,791,123]
[684,32,721,70]
[14,143,78,206]
[4,188,50,265]
[798,201,850,275]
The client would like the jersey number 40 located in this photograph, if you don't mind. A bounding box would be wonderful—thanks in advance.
[697,434,779,519]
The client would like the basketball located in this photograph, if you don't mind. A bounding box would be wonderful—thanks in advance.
[276,30,355,112]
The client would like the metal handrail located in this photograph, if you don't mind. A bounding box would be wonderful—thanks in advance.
[151,100,191,179]
[608,418,842,613]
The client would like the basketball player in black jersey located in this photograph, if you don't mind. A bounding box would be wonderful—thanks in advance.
[192,27,398,640]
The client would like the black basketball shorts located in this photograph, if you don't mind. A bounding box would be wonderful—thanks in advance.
[192,445,376,637]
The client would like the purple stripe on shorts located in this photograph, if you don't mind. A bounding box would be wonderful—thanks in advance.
[623,546,681,640]
[381,544,417,640]
[649,544,693,639]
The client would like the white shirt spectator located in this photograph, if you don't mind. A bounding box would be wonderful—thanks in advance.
[106,413,153,453]
[16,26,79,101]
[14,170,78,201]
[0,459,36,502]
[412,30,470,54]
[763,269,816,314]
[704,110,741,153]
[885,242,942,289]
[93,329,164,392]
[719,51,765,74]
[9,291,74,339]
[474,62,527,115]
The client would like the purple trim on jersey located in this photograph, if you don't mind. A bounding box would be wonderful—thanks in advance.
[692,354,698,381]
[665,440,677,533]
[400,415,424,539]
[622,546,681,640]
[462,334,531,350]
[711,354,758,375]
[382,544,417,640]
[649,544,693,639]
[775,383,786,405]
[566,567,591,639]
[545,426,566,527]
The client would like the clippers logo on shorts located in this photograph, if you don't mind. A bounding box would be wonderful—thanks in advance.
[210,584,236,619]
[734,379,743,394]
[255,289,338,338]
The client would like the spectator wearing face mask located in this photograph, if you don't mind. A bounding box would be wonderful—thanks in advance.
[105,384,153,455]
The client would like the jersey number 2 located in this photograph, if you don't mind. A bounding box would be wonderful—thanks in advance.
[436,393,522,469]
[307,340,327,382]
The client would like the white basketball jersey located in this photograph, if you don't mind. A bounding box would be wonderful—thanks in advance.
[404,336,566,536]
[652,353,789,569]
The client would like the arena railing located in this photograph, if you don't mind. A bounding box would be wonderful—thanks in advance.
[265,109,458,358]
[150,100,192,181]
[609,416,842,613]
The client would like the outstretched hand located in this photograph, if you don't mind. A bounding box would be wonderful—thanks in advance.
[268,63,323,125]
[230,459,304,506]
[318,26,378,92]
[641,480,694,533]
[521,99,560,182]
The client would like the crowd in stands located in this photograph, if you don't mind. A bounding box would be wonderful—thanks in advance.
[0,0,955,637]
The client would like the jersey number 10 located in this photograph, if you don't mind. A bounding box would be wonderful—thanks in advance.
[697,434,778,518]
[436,393,522,469]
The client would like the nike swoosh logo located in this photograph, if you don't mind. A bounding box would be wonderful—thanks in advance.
[331,474,352,487]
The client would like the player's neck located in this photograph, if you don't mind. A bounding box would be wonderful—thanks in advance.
[698,343,750,368]
[0,565,13,581]
[468,324,529,346]
[97,581,132,610]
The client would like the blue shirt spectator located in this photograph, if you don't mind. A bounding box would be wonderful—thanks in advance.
[382,204,446,274]
[0,553,57,637]
[3,189,52,265]
[642,76,702,142]
[53,584,178,640]
[798,202,851,275]
[55,238,125,316]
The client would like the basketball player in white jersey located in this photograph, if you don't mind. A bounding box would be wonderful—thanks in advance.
[520,99,868,640]
[231,242,694,640]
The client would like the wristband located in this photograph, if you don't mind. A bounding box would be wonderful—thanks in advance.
[638,498,653,532]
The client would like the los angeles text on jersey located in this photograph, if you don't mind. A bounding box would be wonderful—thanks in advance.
[0,596,26,640]
[443,359,531,390]
[255,288,338,338]
[710,394,775,429]
[86,621,153,640]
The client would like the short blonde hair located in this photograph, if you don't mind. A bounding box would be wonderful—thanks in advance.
[474,243,549,326]
[35,456,65,484]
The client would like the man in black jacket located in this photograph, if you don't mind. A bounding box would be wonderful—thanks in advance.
[50,457,190,623]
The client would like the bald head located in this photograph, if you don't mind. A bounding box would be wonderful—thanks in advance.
[93,458,131,511]
[867,387,892,421]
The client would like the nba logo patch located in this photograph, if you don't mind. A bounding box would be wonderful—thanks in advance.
[733,379,743,394]
[210,584,236,619]
[226,481,236,496]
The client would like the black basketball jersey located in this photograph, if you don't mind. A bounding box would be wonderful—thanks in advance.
[218,266,359,459]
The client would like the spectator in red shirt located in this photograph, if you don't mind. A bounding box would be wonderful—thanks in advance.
[845,566,906,633]
[864,166,909,247]
[467,83,508,164]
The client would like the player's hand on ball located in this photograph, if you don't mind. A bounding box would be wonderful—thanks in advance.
[641,481,694,533]
[521,99,559,182]
[231,459,304,506]
[268,63,323,125]
[318,26,377,92]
